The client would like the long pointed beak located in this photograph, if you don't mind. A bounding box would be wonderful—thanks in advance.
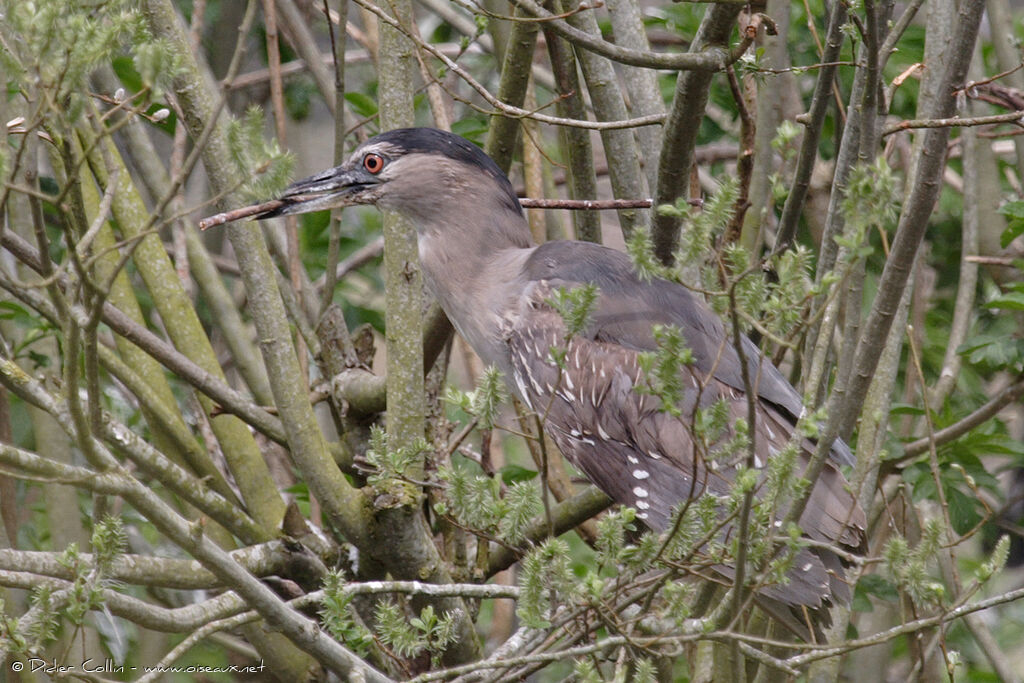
[257,166,380,219]
[198,165,380,230]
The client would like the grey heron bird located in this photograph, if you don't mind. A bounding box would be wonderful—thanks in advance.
[246,127,866,629]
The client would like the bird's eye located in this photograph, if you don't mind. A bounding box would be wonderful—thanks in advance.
[363,153,384,174]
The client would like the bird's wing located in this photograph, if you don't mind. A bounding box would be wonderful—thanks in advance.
[520,240,855,467]
[503,298,864,606]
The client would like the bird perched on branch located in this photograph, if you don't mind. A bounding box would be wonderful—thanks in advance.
[215,127,865,634]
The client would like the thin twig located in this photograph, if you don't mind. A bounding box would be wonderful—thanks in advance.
[883,110,1024,137]
[350,0,665,131]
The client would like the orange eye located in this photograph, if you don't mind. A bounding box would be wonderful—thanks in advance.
[363,153,384,174]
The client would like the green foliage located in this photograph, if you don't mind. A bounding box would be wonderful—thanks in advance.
[131,38,183,96]
[635,325,694,417]
[724,245,765,321]
[0,301,59,368]
[594,507,637,569]
[436,466,541,544]
[728,467,759,505]
[632,658,659,683]
[734,50,766,84]
[762,440,800,512]
[374,600,422,658]
[450,116,490,144]
[883,519,946,605]
[975,535,1010,583]
[852,573,900,612]
[547,284,599,339]
[658,177,738,268]
[444,366,508,430]
[44,518,126,628]
[661,492,724,564]
[760,520,804,587]
[659,581,695,626]
[763,245,815,338]
[517,538,576,628]
[90,516,126,573]
[284,78,316,120]
[226,107,296,201]
[319,570,373,655]
[498,481,543,543]
[24,586,60,649]
[996,199,1024,248]
[408,605,459,666]
[649,174,817,350]
[771,120,802,157]
[345,92,379,118]
[436,465,498,529]
[983,281,1024,313]
[694,397,733,448]
[838,157,900,256]
[903,434,1003,535]
[626,225,669,281]
[363,425,429,499]
[839,20,859,42]
[374,601,458,667]
[3,0,143,103]
[0,597,26,655]
[573,658,603,683]
[496,463,538,484]
[957,333,1024,374]
[769,120,804,204]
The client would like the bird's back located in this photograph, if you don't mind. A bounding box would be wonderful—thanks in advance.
[504,240,865,612]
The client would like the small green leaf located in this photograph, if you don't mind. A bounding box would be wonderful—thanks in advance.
[27,351,50,369]
[957,334,1024,373]
[344,92,378,118]
[451,117,488,143]
[850,589,873,612]
[111,55,143,93]
[498,464,538,484]
[889,403,925,416]
[983,290,1024,311]
[548,284,599,338]
[997,200,1024,248]
[948,488,980,535]
[857,573,899,603]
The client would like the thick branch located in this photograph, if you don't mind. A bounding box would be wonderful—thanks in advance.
[790,0,987,527]
[487,485,612,575]
[511,0,744,71]
[652,2,742,263]
[900,375,1024,460]
[773,1,847,254]
[836,1,986,438]
[0,540,321,590]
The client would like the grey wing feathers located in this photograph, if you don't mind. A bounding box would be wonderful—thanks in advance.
[503,299,865,608]
[522,241,855,467]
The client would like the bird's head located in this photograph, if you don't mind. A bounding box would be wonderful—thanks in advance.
[257,128,523,229]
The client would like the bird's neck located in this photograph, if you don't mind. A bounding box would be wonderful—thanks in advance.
[415,207,534,370]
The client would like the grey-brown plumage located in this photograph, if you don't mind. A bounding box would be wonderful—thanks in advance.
[256,127,866,618]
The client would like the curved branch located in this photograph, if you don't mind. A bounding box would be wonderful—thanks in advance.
[487,485,612,576]
[350,0,666,130]
[0,359,269,544]
[899,375,1024,460]
[510,0,750,71]
[0,540,322,590]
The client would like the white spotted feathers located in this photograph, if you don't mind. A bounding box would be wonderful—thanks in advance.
[502,278,865,609]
